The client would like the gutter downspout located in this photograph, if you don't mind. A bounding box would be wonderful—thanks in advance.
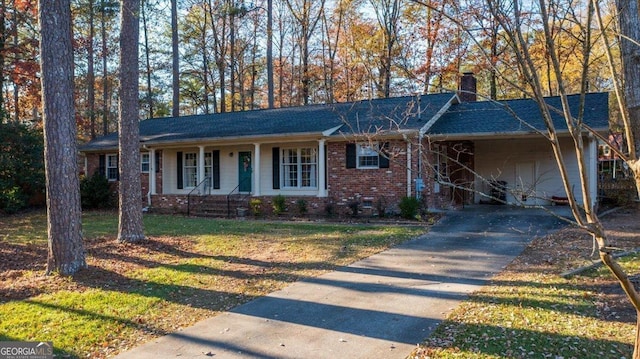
[147,148,155,208]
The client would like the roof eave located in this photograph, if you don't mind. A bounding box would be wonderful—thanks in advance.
[427,127,608,141]
[419,94,459,136]
[80,130,338,152]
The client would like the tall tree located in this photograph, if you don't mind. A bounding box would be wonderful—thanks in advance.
[615,0,640,192]
[370,0,402,98]
[141,0,154,118]
[171,0,179,116]
[0,0,5,114]
[87,0,97,138]
[11,0,18,121]
[471,0,640,356]
[267,0,274,108]
[38,0,86,275]
[117,0,145,243]
[285,0,326,105]
[208,0,229,112]
[4,0,40,124]
[100,0,110,134]
[181,1,214,114]
[320,0,347,103]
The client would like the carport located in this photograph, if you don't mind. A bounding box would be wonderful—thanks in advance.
[427,93,608,207]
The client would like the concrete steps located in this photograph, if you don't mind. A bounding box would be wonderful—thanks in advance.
[188,195,248,218]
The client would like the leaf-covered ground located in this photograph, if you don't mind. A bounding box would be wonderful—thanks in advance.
[0,213,426,358]
[410,208,640,359]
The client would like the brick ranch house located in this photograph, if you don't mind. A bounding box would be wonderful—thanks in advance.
[79,76,609,217]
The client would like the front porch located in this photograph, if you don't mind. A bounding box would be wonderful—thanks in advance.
[144,140,329,201]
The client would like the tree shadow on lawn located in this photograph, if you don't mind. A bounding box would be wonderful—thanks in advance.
[87,244,336,284]
[467,277,637,325]
[87,237,338,277]
[84,236,218,263]
[73,265,259,311]
[210,255,337,271]
[421,321,632,358]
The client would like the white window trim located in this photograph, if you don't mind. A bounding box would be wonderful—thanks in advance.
[106,154,118,182]
[141,152,150,173]
[204,151,216,188]
[356,143,380,169]
[281,147,318,189]
[183,152,198,188]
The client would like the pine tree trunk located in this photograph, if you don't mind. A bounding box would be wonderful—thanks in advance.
[39,0,86,276]
[171,0,179,117]
[267,0,274,109]
[0,0,5,113]
[88,0,96,138]
[101,0,109,135]
[117,0,145,243]
[142,0,154,118]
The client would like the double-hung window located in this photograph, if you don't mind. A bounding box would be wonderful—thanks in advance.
[141,153,150,173]
[106,154,118,181]
[183,152,198,188]
[357,143,379,168]
[282,148,317,188]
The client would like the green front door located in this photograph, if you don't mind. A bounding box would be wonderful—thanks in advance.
[238,151,252,192]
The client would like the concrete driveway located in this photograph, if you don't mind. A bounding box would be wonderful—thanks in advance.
[115,205,568,359]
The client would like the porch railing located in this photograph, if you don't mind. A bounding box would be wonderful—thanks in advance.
[226,177,252,218]
[187,176,211,216]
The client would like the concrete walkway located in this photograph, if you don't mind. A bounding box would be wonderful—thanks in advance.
[115,206,568,359]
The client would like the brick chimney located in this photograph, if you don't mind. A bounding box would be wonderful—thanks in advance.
[458,72,477,102]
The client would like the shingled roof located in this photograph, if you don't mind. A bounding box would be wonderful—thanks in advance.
[80,92,610,152]
[428,92,610,138]
[80,93,455,151]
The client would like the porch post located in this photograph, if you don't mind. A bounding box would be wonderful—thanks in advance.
[253,143,261,196]
[149,148,156,195]
[198,145,205,184]
[318,139,327,197]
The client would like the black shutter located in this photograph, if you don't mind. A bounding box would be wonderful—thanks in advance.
[212,150,221,189]
[177,151,183,189]
[379,142,390,168]
[346,143,356,168]
[155,152,161,173]
[98,154,106,177]
[272,147,280,189]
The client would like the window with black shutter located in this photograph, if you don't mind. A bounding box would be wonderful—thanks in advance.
[346,143,356,168]
[212,150,220,189]
[272,147,280,189]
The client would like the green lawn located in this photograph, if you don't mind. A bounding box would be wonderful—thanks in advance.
[410,225,638,359]
[0,211,426,358]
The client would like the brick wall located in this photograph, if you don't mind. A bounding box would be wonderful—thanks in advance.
[85,153,102,177]
[327,140,411,215]
[83,140,474,216]
[85,151,164,205]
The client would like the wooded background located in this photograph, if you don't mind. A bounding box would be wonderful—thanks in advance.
[0,0,620,138]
